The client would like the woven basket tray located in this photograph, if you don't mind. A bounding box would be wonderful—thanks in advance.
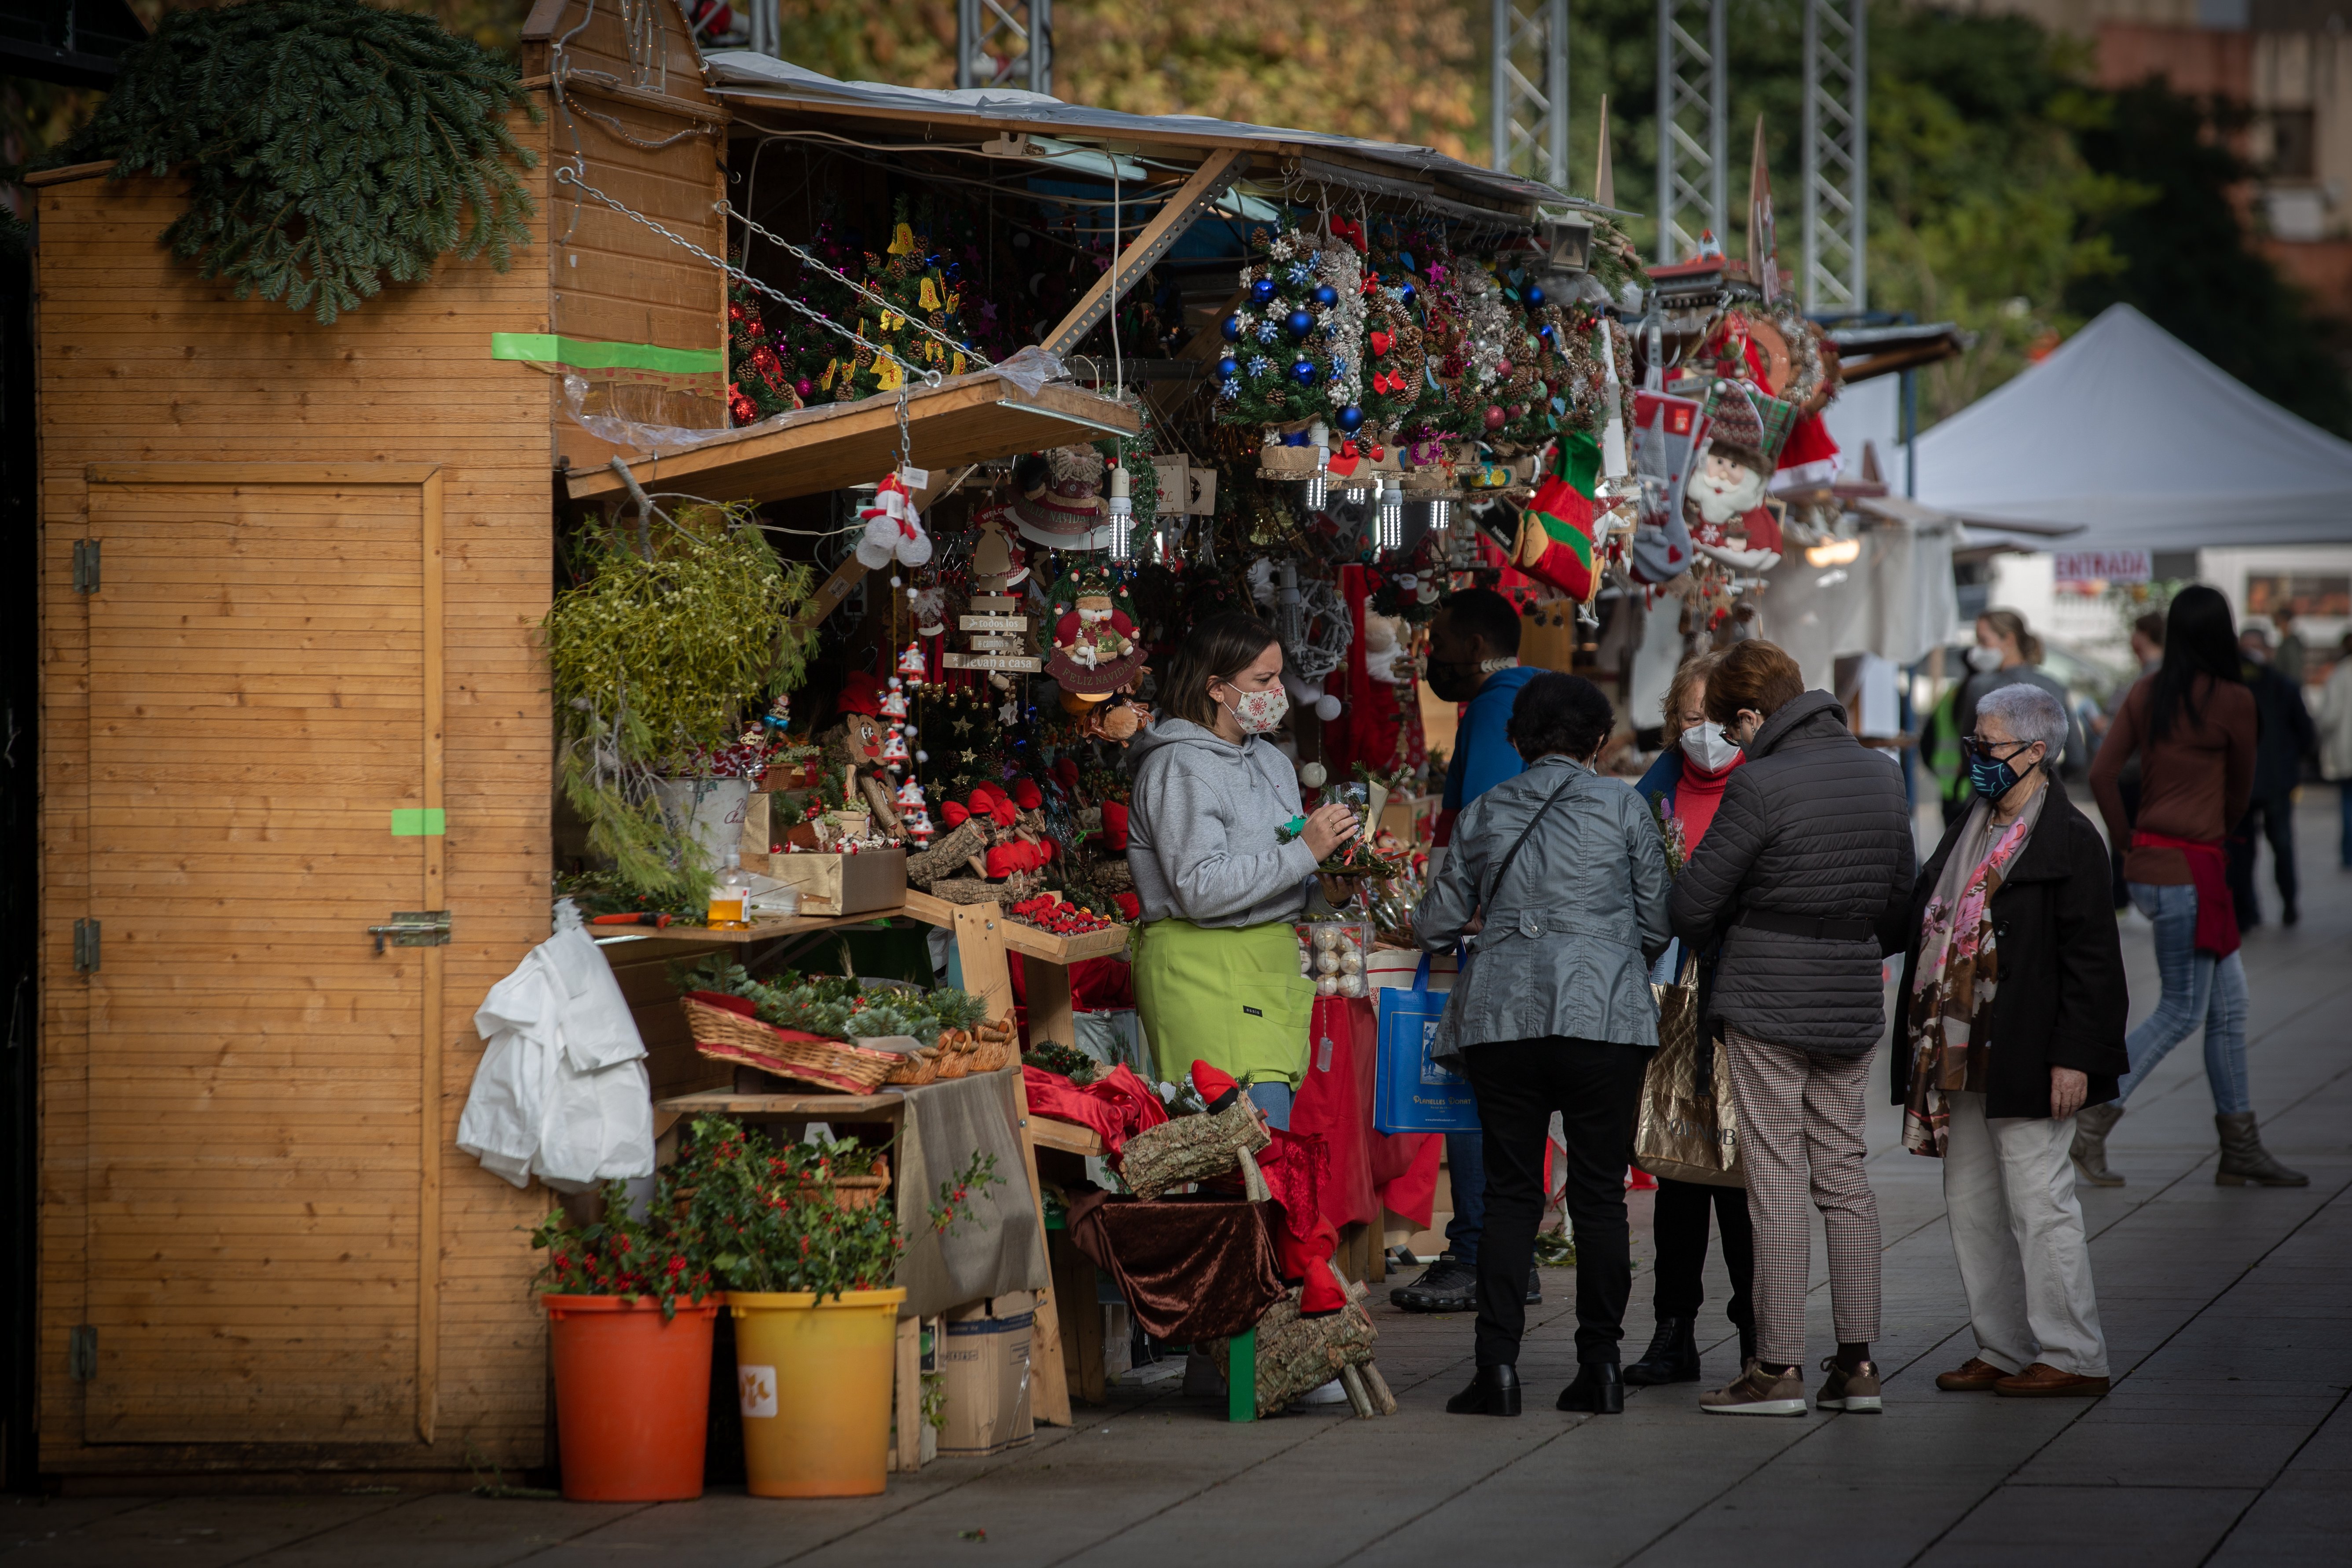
[679,994,903,1095]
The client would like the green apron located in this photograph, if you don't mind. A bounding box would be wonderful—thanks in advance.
[1130,918,1316,1089]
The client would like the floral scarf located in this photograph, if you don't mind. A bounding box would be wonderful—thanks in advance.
[1901,791,2045,1157]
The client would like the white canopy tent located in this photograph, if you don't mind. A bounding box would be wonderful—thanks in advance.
[1912,303,2352,551]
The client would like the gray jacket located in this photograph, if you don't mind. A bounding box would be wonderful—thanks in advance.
[1413,754,1673,1059]
[1125,718,1318,928]
[1667,689,1916,1055]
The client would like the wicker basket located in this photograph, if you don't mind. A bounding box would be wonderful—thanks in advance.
[801,1154,891,1212]
[679,995,901,1095]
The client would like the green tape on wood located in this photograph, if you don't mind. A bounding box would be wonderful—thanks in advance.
[490,332,724,375]
[390,808,447,837]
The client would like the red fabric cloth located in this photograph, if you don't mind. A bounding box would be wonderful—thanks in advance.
[1291,994,1439,1231]
[1318,563,1425,780]
[1673,752,1743,848]
[1022,1063,1169,1156]
[1007,953,1135,1016]
[2132,832,2242,958]
[1255,1126,1329,1243]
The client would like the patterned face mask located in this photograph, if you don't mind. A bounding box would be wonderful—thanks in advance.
[1219,682,1290,736]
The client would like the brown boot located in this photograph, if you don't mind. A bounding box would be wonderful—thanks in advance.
[2214,1112,2308,1187]
[2070,1103,2124,1187]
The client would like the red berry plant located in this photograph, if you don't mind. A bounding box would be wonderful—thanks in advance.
[663,1115,1001,1301]
[529,1181,714,1320]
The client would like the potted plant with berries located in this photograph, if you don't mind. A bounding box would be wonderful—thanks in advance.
[529,1185,722,1502]
[667,1115,999,1498]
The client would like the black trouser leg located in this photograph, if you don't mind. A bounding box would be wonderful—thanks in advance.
[2259,792,2297,909]
[1463,1040,1551,1369]
[1711,1182,1756,1333]
[2227,805,2263,928]
[1553,1041,1648,1364]
[1650,1178,1714,1320]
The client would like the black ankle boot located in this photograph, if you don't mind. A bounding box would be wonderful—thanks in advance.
[1446,1364,1522,1416]
[1623,1318,1700,1385]
[1558,1361,1625,1414]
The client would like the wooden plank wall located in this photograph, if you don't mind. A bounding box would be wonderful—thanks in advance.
[35,119,558,1478]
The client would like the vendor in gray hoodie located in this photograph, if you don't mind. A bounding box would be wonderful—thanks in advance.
[1125,612,1361,1127]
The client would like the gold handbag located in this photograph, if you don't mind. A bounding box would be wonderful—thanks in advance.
[1635,956,1744,1187]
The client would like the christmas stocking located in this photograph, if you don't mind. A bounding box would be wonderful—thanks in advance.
[1629,392,1704,584]
[1513,429,1603,599]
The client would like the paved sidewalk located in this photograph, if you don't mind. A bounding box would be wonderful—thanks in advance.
[9,793,2349,1568]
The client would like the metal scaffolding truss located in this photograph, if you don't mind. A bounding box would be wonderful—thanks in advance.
[1654,0,1725,264]
[1802,0,1867,311]
[1491,0,1569,192]
[956,0,1051,94]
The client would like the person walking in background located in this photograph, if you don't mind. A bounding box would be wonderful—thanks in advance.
[2092,613,2168,909]
[1627,652,1758,1383]
[1952,612,2087,818]
[1417,674,1672,1418]
[2314,631,2352,869]
[1392,586,1541,1316]
[2081,586,2306,1189]
[2227,626,2315,930]
[2271,603,2308,688]
[1897,684,2126,1400]
[1667,641,1916,1417]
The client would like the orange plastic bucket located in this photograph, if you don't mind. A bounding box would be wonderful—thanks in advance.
[728,1288,906,1497]
[544,1294,720,1501]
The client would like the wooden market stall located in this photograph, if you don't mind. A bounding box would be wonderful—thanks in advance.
[25,0,1140,1488]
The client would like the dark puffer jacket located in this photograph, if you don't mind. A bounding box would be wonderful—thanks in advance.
[1667,689,1917,1055]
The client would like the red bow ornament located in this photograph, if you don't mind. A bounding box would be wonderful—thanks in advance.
[1369,330,1393,358]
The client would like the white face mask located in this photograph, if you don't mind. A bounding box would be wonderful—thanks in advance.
[1966,645,2004,672]
[1218,683,1290,736]
[1681,720,1742,772]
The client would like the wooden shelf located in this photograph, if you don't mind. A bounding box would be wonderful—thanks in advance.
[588,909,895,949]
[1026,1114,1105,1158]
[657,1090,904,1118]
[901,889,1130,964]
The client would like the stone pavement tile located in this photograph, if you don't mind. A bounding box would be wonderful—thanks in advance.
[0,1495,403,1568]
[1916,1484,2258,1568]
[2017,1417,2312,1488]
[233,1495,641,1568]
[1620,1482,1986,1568]
[517,1468,1014,1568]
[1,1495,160,1557]
[2206,1473,2347,1567]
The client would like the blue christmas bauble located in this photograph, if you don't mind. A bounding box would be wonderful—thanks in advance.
[1250,278,1278,305]
[1336,405,1364,433]
[1286,308,1315,340]
[1216,356,1240,381]
[1525,282,1546,307]
[1398,281,1418,305]
[1312,284,1338,308]
[1539,322,1555,341]
[1221,314,1243,342]
[1291,358,1318,386]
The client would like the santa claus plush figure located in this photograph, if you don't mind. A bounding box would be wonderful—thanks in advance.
[1683,383,1785,573]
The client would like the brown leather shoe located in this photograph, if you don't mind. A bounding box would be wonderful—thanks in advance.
[1994,1362,2110,1398]
[1934,1357,2008,1392]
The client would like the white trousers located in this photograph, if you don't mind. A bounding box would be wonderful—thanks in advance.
[1943,1092,2110,1377]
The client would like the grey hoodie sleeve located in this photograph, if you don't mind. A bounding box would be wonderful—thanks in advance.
[1147,753,1320,923]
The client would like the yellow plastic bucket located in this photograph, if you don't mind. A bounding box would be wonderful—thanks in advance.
[726,1287,907,1497]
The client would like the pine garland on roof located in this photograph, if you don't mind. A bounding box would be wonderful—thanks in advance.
[47,0,539,323]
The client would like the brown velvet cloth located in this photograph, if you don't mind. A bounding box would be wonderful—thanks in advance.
[1064,1191,1286,1344]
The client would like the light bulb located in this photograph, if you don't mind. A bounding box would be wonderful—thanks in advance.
[1376,477,1404,553]
[1305,473,1328,511]
[1106,464,1134,560]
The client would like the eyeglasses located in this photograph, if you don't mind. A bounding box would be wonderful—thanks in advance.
[1959,735,2035,764]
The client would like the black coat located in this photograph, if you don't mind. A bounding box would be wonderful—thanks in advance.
[1668,689,1918,1055]
[2243,659,2315,800]
[1890,779,2130,1119]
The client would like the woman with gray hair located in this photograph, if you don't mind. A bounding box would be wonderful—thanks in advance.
[1893,681,2129,1398]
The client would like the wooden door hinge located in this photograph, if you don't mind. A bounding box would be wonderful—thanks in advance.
[69,1325,95,1382]
[73,917,99,974]
[72,539,99,595]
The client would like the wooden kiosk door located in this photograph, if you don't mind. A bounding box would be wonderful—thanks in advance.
[79,464,446,1445]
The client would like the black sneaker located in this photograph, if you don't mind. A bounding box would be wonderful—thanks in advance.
[1389,1256,1477,1312]
[1525,1268,1542,1305]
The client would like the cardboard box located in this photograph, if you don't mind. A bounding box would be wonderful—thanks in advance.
[937,1293,1034,1458]
[1378,792,1439,848]
[763,847,907,916]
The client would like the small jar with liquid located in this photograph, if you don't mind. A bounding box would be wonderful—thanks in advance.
[707,848,755,931]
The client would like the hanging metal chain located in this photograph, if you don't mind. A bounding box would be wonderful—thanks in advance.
[553,166,940,388]
[728,202,994,370]
[895,385,914,474]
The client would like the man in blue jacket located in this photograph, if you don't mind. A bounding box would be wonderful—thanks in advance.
[1393,586,1542,1314]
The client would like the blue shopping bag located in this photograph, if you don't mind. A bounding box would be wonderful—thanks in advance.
[1374,953,1480,1134]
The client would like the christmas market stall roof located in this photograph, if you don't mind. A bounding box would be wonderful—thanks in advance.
[1912,302,2352,551]
[699,51,1577,227]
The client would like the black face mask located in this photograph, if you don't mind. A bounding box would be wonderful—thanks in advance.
[1426,658,1479,702]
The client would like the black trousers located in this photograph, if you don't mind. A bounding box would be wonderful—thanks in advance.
[2226,791,2297,928]
[1650,1177,1755,1330]
[1461,1036,1649,1368]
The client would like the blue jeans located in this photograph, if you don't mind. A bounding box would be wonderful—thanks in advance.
[2117,882,2251,1114]
[1444,1131,1485,1265]
[1246,1080,1293,1131]
[2339,782,2352,868]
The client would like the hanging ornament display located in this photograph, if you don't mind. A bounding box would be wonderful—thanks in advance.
[1216,224,1369,430]
[855,472,933,569]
